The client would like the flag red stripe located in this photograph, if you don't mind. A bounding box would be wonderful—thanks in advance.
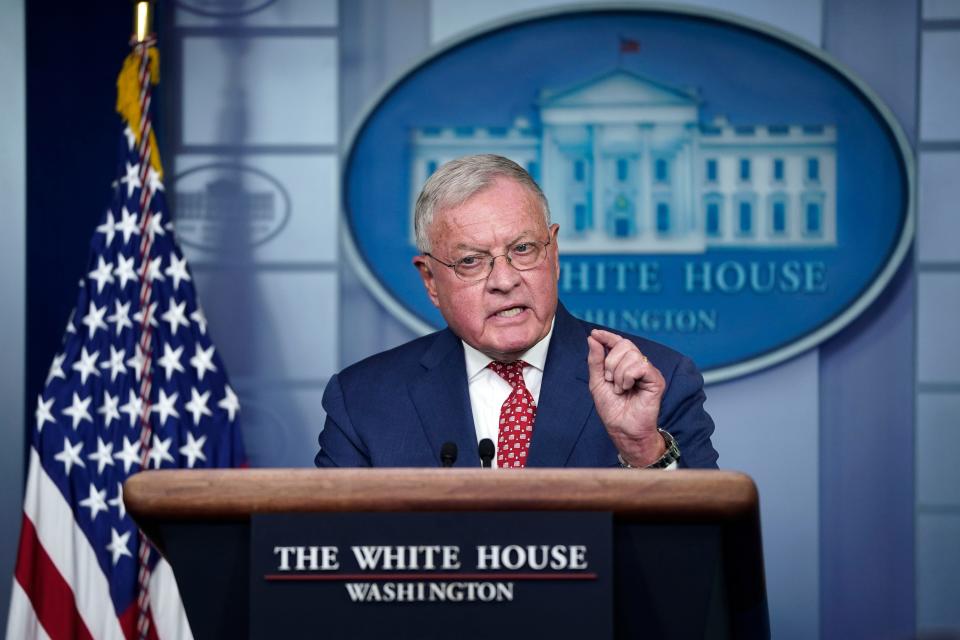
[14,514,96,640]
[118,600,160,640]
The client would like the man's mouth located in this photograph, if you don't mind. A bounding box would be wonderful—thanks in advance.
[494,306,527,318]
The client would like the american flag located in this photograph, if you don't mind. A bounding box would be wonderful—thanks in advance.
[7,42,245,639]
[619,37,640,53]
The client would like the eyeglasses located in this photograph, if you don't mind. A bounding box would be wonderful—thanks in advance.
[424,238,552,282]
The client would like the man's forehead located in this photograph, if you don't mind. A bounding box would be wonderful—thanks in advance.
[431,181,545,244]
[434,211,543,249]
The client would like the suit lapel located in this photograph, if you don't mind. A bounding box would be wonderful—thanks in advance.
[526,304,596,467]
[407,330,481,468]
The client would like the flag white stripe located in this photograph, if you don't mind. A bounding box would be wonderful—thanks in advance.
[5,579,52,640]
[22,447,126,640]
[149,558,194,640]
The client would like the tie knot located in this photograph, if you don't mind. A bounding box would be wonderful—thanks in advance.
[488,360,528,388]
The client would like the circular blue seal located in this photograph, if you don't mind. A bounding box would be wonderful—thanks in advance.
[342,6,913,383]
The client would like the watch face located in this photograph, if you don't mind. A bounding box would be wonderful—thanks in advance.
[650,430,680,468]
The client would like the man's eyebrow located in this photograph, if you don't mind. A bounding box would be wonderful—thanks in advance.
[452,233,536,253]
[452,242,490,253]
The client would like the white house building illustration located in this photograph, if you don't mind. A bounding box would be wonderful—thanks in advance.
[410,69,837,253]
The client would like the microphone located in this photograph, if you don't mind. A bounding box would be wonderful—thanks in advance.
[440,442,458,468]
[478,439,495,468]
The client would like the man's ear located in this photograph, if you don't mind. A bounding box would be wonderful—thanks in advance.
[412,255,441,307]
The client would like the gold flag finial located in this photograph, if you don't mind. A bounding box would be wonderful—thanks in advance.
[133,1,153,44]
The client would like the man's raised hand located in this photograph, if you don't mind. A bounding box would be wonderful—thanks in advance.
[586,329,667,467]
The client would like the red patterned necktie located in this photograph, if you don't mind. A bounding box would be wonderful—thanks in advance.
[488,360,536,469]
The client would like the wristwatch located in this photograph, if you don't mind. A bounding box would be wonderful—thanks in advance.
[618,429,681,469]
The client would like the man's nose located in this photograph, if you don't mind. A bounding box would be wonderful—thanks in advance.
[485,254,521,292]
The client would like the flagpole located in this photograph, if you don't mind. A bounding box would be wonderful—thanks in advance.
[130,5,159,638]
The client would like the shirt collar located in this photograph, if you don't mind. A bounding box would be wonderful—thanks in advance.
[462,317,556,382]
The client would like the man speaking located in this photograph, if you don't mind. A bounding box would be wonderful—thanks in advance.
[316,155,718,469]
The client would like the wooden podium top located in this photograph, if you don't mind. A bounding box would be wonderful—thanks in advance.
[124,468,758,522]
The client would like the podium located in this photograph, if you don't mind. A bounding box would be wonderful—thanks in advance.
[125,469,768,639]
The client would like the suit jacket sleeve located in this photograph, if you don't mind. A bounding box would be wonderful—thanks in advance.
[658,354,719,469]
[314,373,372,468]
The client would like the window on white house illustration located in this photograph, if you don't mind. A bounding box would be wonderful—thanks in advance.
[574,203,590,233]
[770,197,787,235]
[706,159,718,183]
[706,200,721,237]
[617,158,629,182]
[807,158,820,182]
[426,160,438,176]
[773,158,785,182]
[611,195,633,238]
[614,218,630,237]
[738,200,753,235]
[739,158,751,182]
[574,159,586,182]
[654,158,669,183]
[805,201,823,236]
[656,202,670,234]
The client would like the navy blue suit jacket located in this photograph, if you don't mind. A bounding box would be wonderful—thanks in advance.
[315,304,718,468]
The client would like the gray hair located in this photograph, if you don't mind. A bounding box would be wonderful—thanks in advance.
[413,154,551,253]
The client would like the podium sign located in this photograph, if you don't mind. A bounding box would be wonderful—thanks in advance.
[250,512,612,639]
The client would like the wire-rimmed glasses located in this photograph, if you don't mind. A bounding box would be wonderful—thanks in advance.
[424,238,552,282]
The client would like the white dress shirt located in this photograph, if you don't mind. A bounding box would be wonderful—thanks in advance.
[461,320,678,470]
[462,322,554,468]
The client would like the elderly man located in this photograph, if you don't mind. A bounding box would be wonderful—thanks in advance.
[316,155,717,469]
